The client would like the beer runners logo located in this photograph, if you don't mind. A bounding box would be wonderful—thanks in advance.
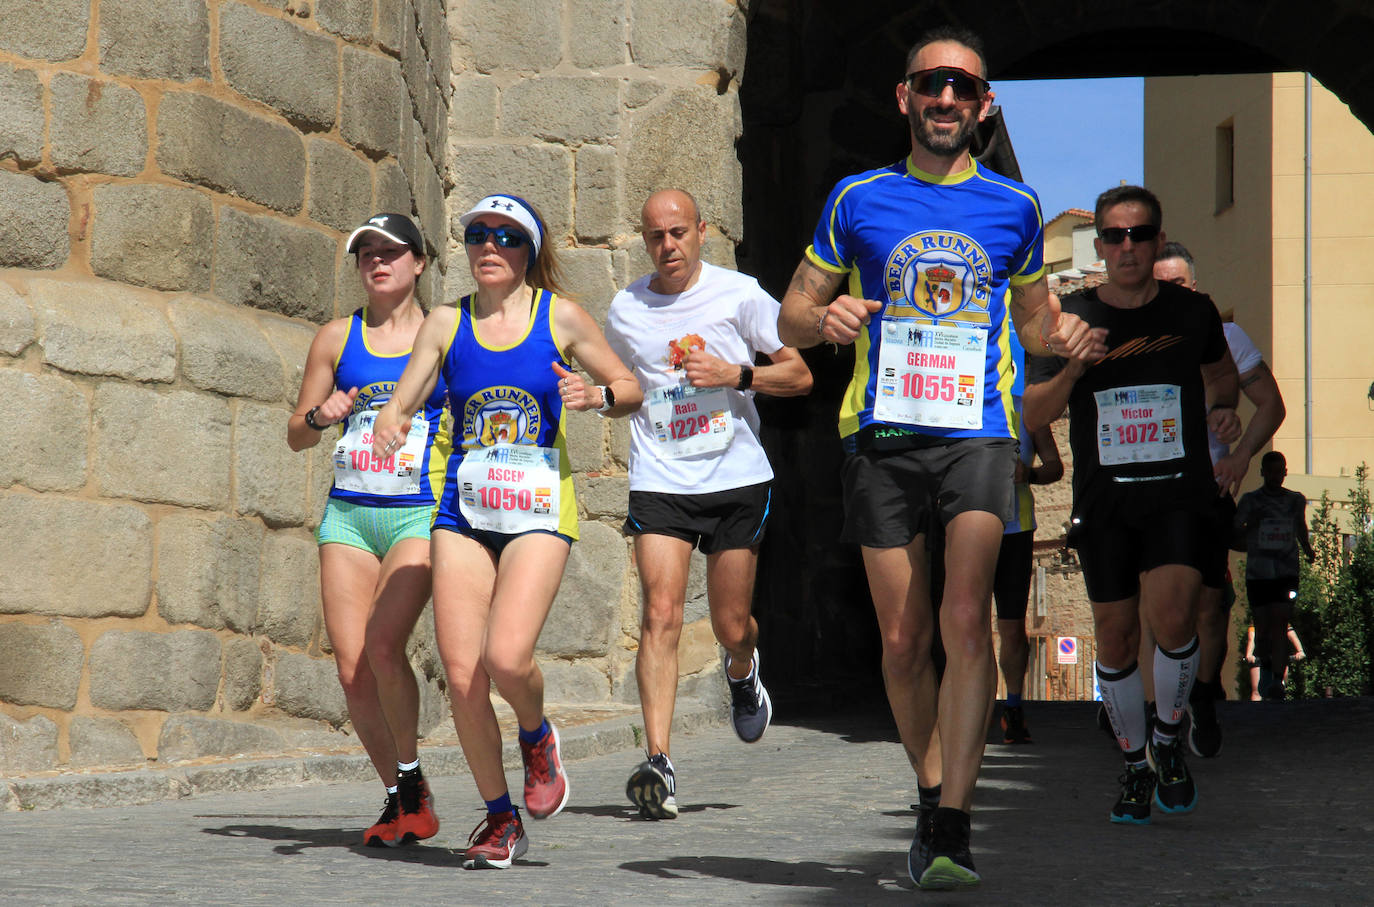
[353,381,397,414]
[462,386,542,449]
[884,230,992,322]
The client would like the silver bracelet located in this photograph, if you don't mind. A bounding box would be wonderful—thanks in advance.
[817,309,830,336]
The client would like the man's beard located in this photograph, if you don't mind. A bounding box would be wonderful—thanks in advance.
[910,106,977,157]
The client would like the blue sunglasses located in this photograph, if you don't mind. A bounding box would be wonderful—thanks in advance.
[464,225,529,249]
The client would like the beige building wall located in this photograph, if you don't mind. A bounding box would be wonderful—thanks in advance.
[1145,73,1374,481]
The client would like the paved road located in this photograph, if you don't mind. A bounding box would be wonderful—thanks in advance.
[3,699,1371,904]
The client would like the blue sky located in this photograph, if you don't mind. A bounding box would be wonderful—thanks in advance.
[990,77,1144,220]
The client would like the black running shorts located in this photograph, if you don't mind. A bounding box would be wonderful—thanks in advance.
[1246,576,1299,609]
[1070,507,1212,603]
[840,437,1016,548]
[623,482,771,554]
[993,529,1034,621]
[1201,493,1237,590]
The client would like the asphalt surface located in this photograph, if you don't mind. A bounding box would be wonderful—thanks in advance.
[2,698,1371,905]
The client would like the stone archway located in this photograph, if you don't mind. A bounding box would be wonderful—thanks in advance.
[740,0,1374,704]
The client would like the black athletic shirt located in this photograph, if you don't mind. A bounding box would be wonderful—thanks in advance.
[1026,281,1228,522]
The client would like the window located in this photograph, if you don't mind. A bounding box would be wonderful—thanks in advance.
[1215,120,1235,212]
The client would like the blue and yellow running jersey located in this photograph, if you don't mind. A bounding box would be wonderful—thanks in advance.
[1003,324,1037,535]
[330,308,452,508]
[806,156,1047,441]
[434,288,579,539]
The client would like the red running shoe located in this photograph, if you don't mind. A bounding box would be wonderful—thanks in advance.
[363,792,401,847]
[394,769,439,843]
[520,722,570,820]
[462,809,528,869]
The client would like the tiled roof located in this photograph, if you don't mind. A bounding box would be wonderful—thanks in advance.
[1046,207,1093,225]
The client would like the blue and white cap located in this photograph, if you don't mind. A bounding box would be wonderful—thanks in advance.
[459,194,544,261]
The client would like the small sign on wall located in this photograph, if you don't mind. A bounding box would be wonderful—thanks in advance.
[1056,636,1078,665]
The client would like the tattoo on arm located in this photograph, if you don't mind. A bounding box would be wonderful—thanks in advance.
[788,262,840,305]
[1239,370,1264,389]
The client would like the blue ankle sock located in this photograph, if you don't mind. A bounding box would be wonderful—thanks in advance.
[485,793,513,815]
[1007,693,1022,708]
[518,719,550,746]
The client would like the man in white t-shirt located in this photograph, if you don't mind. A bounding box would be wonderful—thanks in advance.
[1151,241,1286,758]
[606,189,813,820]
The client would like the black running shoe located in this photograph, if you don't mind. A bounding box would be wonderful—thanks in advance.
[1148,737,1198,814]
[905,805,935,885]
[1109,762,1154,825]
[917,808,979,890]
[626,752,677,820]
[1186,689,1223,758]
[1001,705,1032,744]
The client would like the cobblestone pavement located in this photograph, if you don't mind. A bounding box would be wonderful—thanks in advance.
[2,699,1371,904]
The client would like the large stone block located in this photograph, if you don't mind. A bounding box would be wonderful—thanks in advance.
[540,520,626,657]
[0,283,35,355]
[49,73,148,177]
[88,630,222,712]
[374,159,411,217]
[573,474,629,520]
[220,2,338,131]
[541,658,611,703]
[415,158,446,265]
[450,76,496,139]
[446,143,573,241]
[558,247,617,325]
[308,139,374,234]
[31,278,176,381]
[156,512,264,633]
[570,0,627,68]
[214,206,336,321]
[317,0,373,42]
[574,145,621,244]
[222,638,264,711]
[502,77,620,145]
[0,370,87,492]
[68,717,146,768]
[168,294,283,401]
[376,0,406,54]
[341,47,405,158]
[629,0,746,73]
[258,313,316,405]
[157,715,284,762]
[0,712,58,774]
[0,621,84,709]
[0,63,43,165]
[0,0,89,61]
[91,183,214,292]
[563,409,607,473]
[257,532,319,648]
[625,87,744,239]
[271,652,348,726]
[235,401,310,526]
[0,495,153,619]
[157,91,305,214]
[93,384,232,508]
[462,0,561,73]
[0,170,69,270]
[99,0,211,81]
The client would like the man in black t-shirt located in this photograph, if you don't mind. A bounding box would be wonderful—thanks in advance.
[1025,185,1241,826]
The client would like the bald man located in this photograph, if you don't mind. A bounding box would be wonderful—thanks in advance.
[605,189,812,821]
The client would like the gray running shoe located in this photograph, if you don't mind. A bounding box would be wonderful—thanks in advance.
[626,752,678,820]
[906,804,935,884]
[725,651,773,743]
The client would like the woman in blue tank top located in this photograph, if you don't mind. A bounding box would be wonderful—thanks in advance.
[288,213,448,849]
[372,194,641,869]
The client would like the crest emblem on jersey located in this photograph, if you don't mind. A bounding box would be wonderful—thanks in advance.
[666,334,706,369]
[462,386,542,449]
[353,381,398,414]
[884,230,992,321]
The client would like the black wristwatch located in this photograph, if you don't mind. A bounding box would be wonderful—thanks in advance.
[304,406,328,431]
[735,365,754,391]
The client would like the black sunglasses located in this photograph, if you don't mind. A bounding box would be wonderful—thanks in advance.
[1098,224,1161,245]
[905,67,989,102]
[464,225,529,249]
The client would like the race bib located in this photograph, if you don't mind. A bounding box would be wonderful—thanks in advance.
[646,383,733,459]
[1093,384,1184,466]
[333,409,429,496]
[874,317,985,430]
[1257,517,1293,551]
[456,445,560,533]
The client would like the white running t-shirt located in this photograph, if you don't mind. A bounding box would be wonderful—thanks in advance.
[605,262,784,494]
[1209,321,1265,464]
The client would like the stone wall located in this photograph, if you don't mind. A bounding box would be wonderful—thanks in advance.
[0,0,453,775]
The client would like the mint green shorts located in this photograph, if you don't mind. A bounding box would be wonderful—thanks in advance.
[316,498,432,556]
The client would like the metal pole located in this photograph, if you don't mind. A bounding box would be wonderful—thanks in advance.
[1304,73,1314,474]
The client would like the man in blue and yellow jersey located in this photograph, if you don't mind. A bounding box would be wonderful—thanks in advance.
[778,26,1103,891]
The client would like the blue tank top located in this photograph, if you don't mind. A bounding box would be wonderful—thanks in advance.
[437,289,578,539]
[329,308,452,508]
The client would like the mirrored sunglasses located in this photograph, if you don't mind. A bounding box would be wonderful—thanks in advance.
[464,225,529,249]
[1098,224,1161,245]
[905,66,989,102]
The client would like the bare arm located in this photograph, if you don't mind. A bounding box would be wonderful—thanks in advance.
[681,344,812,397]
[1201,350,1242,480]
[1213,362,1286,493]
[370,306,455,456]
[287,318,355,451]
[1297,501,1315,561]
[1027,423,1064,485]
[777,258,880,348]
[553,298,642,416]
